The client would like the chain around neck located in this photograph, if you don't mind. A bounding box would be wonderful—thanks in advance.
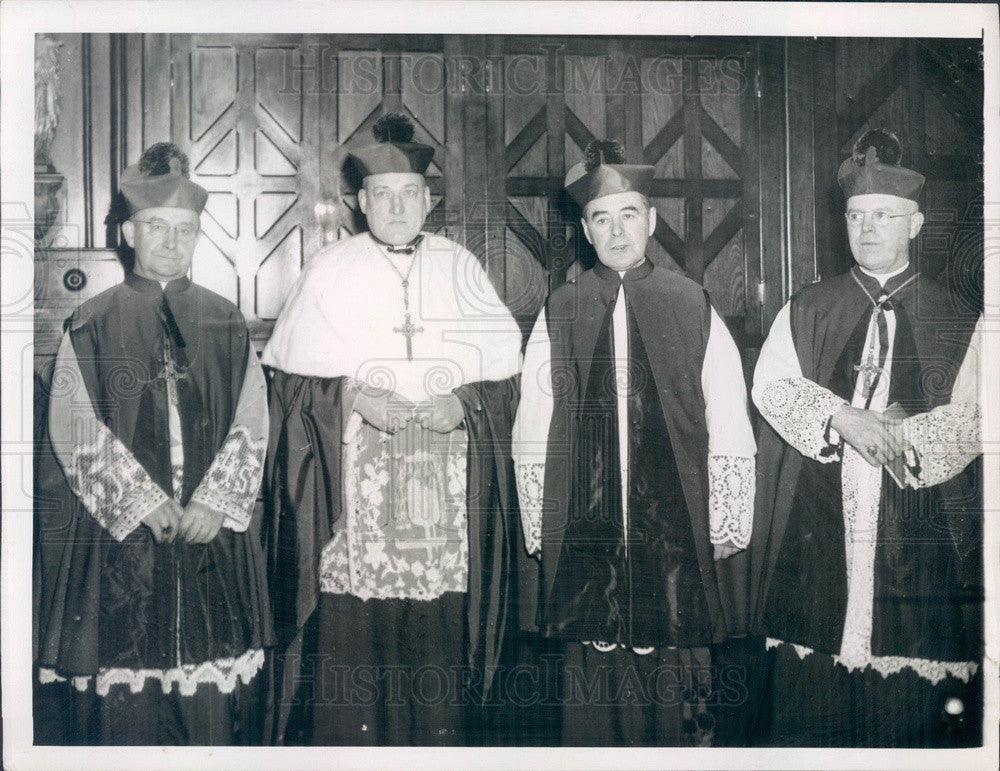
[376,241,420,311]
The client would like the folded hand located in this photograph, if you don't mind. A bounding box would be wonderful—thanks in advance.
[142,498,183,543]
[178,500,226,544]
[413,394,464,433]
[353,388,415,434]
[830,405,909,467]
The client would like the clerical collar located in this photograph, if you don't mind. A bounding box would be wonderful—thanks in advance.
[593,258,653,284]
[858,261,910,287]
[370,233,424,255]
[851,261,914,298]
[125,271,191,294]
[851,263,917,305]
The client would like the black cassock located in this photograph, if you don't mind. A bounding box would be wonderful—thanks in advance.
[34,273,273,745]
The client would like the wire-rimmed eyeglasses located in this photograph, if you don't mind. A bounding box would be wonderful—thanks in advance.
[844,210,912,227]
[131,218,201,241]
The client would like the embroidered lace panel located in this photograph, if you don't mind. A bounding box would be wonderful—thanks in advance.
[515,461,544,556]
[320,420,469,600]
[65,420,169,541]
[708,454,754,548]
[757,378,845,462]
[902,402,981,488]
[188,425,266,532]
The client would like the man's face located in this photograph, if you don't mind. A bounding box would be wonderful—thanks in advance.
[581,191,656,272]
[358,172,431,246]
[845,193,924,274]
[121,206,201,282]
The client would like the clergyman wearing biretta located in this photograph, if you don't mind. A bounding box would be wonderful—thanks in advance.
[262,113,524,745]
[34,142,272,745]
[749,128,984,746]
[513,139,757,746]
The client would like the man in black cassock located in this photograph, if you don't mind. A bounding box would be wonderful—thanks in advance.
[512,140,757,746]
[261,113,523,745]
[34,143,273,744]
[749,128,983,746]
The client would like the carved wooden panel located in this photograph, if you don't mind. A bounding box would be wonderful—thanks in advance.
[489,38,758,334]
[42,35,980,358]
[171,36,322,338]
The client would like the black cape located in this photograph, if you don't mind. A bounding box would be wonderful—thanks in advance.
[263,371,520,744]
[528,259,748,648]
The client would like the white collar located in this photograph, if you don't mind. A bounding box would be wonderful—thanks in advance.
[858,261,910,287]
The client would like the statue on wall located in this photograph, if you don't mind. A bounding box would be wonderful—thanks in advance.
[35,34,65,240]
[34,34,63,170]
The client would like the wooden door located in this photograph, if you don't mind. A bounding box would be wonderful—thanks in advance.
[484,37,762,342]
[38,33,768,359]
[173,34,465,345]
[173,35,323,343]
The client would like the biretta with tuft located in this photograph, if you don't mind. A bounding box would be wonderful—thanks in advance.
[565,139,654,208]
[838,128,924,201]
[120,142,208,216]
[349,112,434,177]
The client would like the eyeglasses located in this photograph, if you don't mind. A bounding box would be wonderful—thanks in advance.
[845,210,912,227]
[369,187,422,201]
[132,218,201,240]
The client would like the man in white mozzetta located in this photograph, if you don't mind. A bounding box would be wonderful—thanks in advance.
[262,112,523,745]
[749,128,983,746]
[513,139,756,745]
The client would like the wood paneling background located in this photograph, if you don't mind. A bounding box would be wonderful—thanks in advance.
[35,34,984,366]
[786,38,984,315]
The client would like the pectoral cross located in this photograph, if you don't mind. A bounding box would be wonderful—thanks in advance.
[158,344,188,406]
[394,312,424,361]
[853,356,882,397]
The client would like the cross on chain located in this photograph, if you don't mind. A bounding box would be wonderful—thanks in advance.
[853,358,883,397]
[394,311,424,361]
[158,344,188,406]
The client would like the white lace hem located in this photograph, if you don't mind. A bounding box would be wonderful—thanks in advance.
[708,454,754,548]
[583,641,656,656]
[765,638,977,686]
[757,378,846,462]
[38,648,265,697]
[319,532,468,600]
[515,461,544,556]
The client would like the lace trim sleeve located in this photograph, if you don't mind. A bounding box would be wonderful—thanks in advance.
[902,402,981,488]
[188,425,266,531]
[515,461,544,556]
[188,349,268,532]
[756,378,846,462]
[64,421,170,541]
[708,454,754,548]
[48,333,168,541]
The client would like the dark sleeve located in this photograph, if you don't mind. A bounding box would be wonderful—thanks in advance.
[454,375,529,701]
[263,371,350,646]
